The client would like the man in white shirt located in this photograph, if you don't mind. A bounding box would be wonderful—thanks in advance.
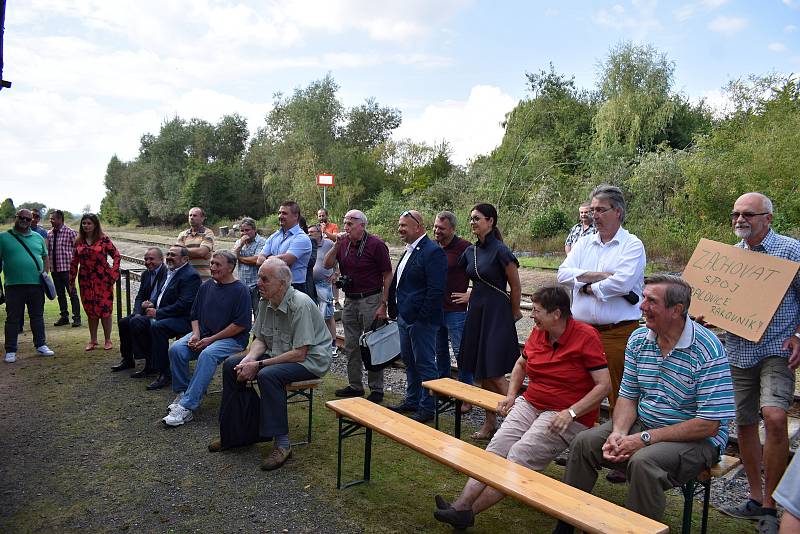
[557,184,646,411]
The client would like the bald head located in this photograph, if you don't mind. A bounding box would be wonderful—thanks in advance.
[398,210,426,244]
[732,192,773,246]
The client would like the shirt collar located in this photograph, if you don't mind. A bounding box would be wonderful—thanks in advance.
[406,234,425,252]
[645,317,693,350]
[268,286,295,313]
[739,227,776,251]
[169,261,188,273]
[547,317,575,347]
[187,226,207,236]
[590,226,626,246]
[282,224,301,237]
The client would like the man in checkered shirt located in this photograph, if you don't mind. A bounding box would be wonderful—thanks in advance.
[719,193,800,534]
[47,210,81,327]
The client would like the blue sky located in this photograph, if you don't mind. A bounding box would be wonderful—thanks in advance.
[1,0,798,214]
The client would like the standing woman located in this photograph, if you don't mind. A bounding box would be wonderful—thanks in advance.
[457,203,522,440]
[69,213,121,351]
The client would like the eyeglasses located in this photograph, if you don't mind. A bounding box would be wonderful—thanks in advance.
[588,207,613,215]
[16,216,32,222]
[401,211,421,225]
[469,216,488,223]
[730,211,769,220]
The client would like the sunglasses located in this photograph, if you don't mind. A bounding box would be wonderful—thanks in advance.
[730,211,769,220]
[16,216,32,222]
[401,211,421,225]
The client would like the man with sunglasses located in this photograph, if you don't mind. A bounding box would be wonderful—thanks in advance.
[718,193,800,534]
[1,209,55,362]
[324,209,393,403]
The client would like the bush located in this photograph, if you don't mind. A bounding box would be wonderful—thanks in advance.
[528,206,571,239]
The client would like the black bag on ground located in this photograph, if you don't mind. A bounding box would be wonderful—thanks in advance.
[219,384,263,449]
[360,319,401,371]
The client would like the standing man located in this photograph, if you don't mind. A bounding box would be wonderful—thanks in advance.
[1,209,55,362]
[324,209,393,403]
[317,208,339,241]
[163,251,251,426]
[47,209,81,327]
[143,245,202,388]
[554,275,735,532]
[718,193,800,534]
[308,224,338,355]
[30,210,48,238]
[388,210,446,420]
[232,217,266,317]
[257,202,313,297]
[564,202,596,254]
[557,184,646,410]
[432,211,471,381]
[112,247,166,372]
[176,206,214,281]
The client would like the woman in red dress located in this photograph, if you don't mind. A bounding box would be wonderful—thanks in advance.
[69,213,120,351]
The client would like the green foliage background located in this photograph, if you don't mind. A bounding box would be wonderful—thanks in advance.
[91,43,799,261]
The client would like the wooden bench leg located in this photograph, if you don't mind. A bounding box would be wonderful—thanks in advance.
[336,416,373,489]
[286,387,314,446]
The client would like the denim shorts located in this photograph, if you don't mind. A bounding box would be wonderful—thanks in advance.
[315,281,334,319]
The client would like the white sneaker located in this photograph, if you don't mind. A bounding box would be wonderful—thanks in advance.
[163,405,193,426]
[4,352,16,363]
[331,346,338,357]
[167,393,184,412]
[36,345,55,356]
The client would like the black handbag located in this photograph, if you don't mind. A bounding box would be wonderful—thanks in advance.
[219,383,264,449]
[7,230,57,300]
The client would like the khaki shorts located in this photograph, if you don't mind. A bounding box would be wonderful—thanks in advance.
[486,396,587,471]
[730,356,796,425]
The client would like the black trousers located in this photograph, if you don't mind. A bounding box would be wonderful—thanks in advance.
[4,285,45,352]
[118,314,152,363]
[52,271,81,322]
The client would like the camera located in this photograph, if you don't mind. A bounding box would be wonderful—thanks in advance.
[335,275,353,290]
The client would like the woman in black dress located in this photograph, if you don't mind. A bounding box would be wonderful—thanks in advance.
[457,203,522,439]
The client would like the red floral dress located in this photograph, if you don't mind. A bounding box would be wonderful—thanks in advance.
[70,236,121,318]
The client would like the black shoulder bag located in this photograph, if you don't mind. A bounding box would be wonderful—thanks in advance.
[8,230,57,300]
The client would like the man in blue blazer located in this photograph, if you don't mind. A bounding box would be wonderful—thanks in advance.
[388,210,447,422]
[112,247,167,372]
[144,245,202,390]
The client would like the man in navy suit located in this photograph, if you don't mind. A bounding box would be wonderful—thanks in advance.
[388,210,447,422]
[112,247,167,372]
[144,245,202,390]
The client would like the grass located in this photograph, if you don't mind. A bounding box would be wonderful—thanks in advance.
[0,297,751,533]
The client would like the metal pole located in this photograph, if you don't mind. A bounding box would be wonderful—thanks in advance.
[323,186,327,210]
[124,270,131,316]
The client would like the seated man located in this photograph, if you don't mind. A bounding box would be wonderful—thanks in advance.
[208,258,332,470]
[434,286,610,530]
[141,245,202,387]
[163,250,252,426]
[112,247,166,372]
[554,275,736,533]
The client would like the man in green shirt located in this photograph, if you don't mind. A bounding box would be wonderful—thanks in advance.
[209,257,332,471]
[0,209,55,362]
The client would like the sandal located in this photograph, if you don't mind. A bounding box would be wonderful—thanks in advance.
[470,428,496,441]
[85,342,98,352]
[103,340,113,351]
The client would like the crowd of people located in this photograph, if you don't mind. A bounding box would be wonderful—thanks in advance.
[1,186,798,532]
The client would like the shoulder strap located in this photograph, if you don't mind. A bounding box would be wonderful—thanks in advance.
[8,230,43,273]
[473,245,509,301]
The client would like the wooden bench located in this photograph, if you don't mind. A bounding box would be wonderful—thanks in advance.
[325,397,668,534]
[244,378,323,446]
[423,377,740,534]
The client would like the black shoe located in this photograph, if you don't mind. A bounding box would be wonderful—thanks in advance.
[435,495,452,510]
[409,411,434,423]
[334,386,365,398]
[71,321,81,328]
[552,520,575,534]
[433,507,474,529]
[111,359,135,372]
[366,391,384,404]
[130,367,157,378]
[54,317,70,327]
[147,374,171,390]
[388,403,417,413]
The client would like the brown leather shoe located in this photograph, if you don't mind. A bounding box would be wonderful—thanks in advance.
[260,447,292,471]
[208,438,224,453]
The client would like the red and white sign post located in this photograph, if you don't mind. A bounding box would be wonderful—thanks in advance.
[316,173,334,209]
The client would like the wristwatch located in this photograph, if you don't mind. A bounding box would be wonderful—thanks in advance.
[794,332,800,341]
[568,408,577,420]
[640,431,651,446]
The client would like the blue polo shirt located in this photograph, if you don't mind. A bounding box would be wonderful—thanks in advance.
[619,319,736,451]
[260,224,312,284]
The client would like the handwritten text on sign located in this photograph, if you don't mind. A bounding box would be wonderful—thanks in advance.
[683,238,799,342]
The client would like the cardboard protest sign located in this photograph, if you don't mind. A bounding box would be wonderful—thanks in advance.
[683,238,799,342]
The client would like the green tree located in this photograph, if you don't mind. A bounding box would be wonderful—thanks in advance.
[0,198,15,221]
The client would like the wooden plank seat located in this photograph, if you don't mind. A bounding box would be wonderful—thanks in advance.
[246,378,323,446]
[680,454,740,534]
[325,397,668,534]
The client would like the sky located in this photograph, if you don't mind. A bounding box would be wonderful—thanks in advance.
[1,0,799,214]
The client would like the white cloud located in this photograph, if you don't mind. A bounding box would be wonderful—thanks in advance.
[786,24,797,32]
[700,89,734,118]
[394,85,517,165]
[700,0,728,8]
[674,0,728,21]
[708,16,748,34]
[768,42,787,52]
[594,1,661,33]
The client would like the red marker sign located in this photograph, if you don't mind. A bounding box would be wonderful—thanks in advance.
[316,174,334,186]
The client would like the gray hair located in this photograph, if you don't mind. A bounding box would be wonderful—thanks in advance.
[171,245,190,258]
[239,217,257,229]
[645,274,691,318]
[146,247,163,259]
[436,211,457,229]
[213,250,237,269]
[345,209,368,226]
[591,184,627,223]
[263,257,292,285]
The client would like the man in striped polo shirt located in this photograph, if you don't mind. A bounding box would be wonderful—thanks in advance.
[176,207,214,281]
[554,275,735,530]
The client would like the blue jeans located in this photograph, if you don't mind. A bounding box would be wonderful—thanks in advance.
[398,316,439,415]
[169,333,245,411]
[435,311,472,384]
